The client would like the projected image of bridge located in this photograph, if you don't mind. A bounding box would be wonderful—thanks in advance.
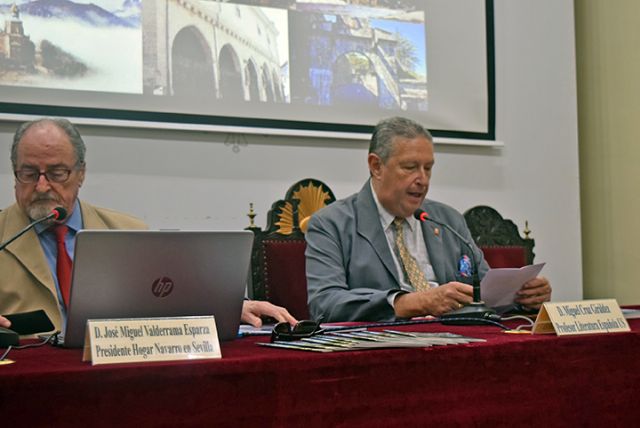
[289,9,427,112]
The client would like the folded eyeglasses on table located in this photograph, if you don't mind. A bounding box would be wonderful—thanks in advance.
[271,320,324,342]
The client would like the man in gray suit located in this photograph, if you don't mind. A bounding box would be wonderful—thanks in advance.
[305,117,551,322]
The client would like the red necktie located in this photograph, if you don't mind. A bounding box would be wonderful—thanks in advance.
[54,225,73,308]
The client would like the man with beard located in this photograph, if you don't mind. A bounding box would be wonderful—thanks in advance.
[0,118,294,332]
[305,116,552,322]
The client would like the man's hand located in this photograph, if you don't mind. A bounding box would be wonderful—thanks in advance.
[394,282,474,318]
[0,315,11,329]
[241,300,297,328]
[515,276,552,310]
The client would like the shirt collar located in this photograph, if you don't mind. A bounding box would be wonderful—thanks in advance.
[369,181,417,232]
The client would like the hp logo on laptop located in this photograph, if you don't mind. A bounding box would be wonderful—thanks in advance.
[151,277,174,297]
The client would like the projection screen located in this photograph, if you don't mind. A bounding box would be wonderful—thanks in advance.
[0,0,495,140]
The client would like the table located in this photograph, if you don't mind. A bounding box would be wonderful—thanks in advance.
[1,318,639,427]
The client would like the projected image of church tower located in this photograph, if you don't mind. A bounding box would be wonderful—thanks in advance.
[0,4,36,71]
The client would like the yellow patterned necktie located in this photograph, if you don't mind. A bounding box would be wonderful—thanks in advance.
[393,217,431,292]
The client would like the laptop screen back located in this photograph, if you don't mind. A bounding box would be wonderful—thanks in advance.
[63,230,253,348]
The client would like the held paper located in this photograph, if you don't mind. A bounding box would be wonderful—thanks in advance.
[481,263,545,308]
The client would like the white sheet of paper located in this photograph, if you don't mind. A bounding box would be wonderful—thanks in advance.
[481,263,546,308]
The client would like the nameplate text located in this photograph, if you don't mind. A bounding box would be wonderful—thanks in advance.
[532,299,630,335]
[82,316,221,365]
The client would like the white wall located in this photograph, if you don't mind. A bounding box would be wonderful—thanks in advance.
[0,0,582,301]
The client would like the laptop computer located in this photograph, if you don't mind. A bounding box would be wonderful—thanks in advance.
[62,230,253,348]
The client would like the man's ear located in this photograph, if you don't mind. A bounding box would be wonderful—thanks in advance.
[368,153,383,178]
[77,165,86,188]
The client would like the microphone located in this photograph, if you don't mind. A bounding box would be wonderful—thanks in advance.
[0,206,68,252]
[413,208,498,324]
[51,206,68,221]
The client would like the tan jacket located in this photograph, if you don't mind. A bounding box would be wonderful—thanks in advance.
[0,201,147,331]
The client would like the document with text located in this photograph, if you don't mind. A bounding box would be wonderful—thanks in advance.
[481,263,546,309]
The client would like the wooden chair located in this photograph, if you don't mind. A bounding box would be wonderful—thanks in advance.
[463,205,535,268]
[246,178,336,320]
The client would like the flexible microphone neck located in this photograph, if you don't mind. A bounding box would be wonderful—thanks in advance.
[414,208,498,325]
[0,207,67,252]
[413,209,481,302]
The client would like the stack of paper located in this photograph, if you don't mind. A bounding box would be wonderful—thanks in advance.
[258,330,485,352]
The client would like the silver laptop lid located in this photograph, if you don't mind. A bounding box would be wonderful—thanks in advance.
[63,230,253,348]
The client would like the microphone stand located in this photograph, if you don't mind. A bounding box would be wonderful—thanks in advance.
[0,210,60,252]
[415,211,497,325]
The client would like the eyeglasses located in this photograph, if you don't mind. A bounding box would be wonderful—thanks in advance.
[14,167,76,184]
[270,320,324,342]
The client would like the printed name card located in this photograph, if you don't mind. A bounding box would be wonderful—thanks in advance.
[82,316,221,365]
[532,299,630,336]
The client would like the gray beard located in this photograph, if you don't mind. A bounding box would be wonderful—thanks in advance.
[26,200,57,222]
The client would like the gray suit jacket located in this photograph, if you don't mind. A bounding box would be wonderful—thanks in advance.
[305,181,489,322]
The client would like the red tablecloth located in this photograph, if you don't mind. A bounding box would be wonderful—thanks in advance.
[1,319,639,427]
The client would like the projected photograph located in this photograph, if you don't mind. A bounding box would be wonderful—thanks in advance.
[0,0,142,93]
[289,0,427,112]
[143,1,289,103]
[0,0,492,138]
[294,0,424,19]
[289,5,427,112]
[230,0,423,14]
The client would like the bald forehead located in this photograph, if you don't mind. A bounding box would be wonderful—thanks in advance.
[22,120,65,138]
[16,122,76,167]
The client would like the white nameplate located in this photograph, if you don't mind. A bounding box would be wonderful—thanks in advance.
[532,299,630,335]
[82,316,221,365]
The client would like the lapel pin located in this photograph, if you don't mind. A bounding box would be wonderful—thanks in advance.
[433,227,440,237]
